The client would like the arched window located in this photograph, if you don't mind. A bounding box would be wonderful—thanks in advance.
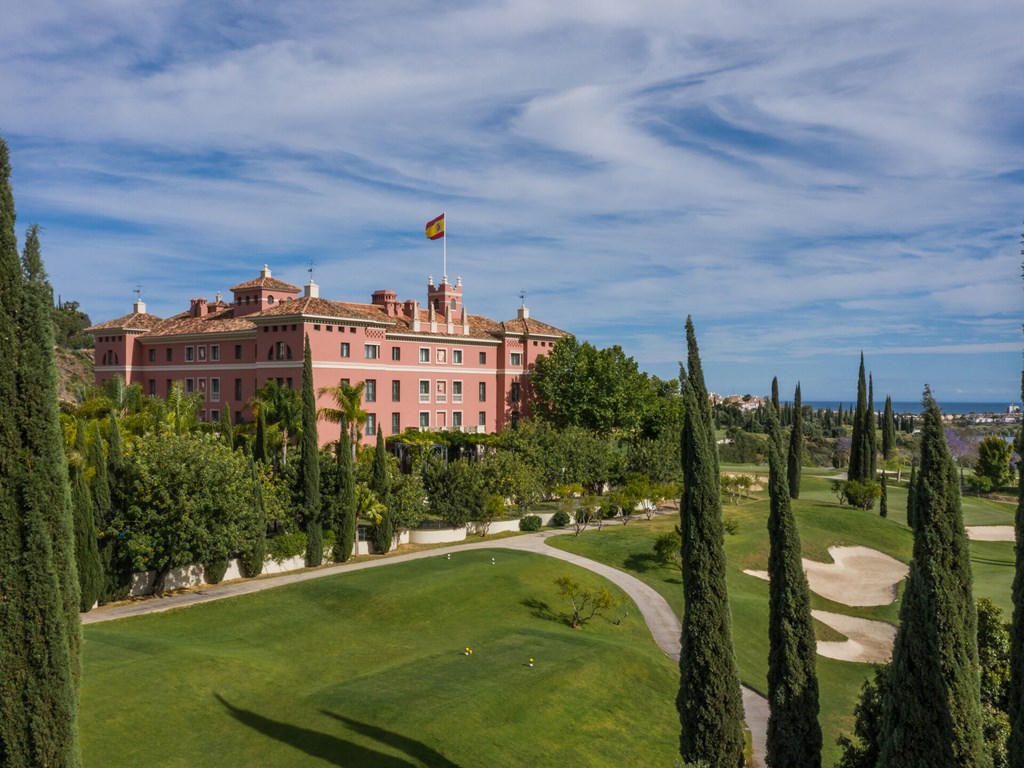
[451,299,457,310]
[267,295,275,305]
[246,296,251,305]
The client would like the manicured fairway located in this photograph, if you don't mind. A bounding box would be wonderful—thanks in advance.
[81,550,679,767]
[548,468,1014,766]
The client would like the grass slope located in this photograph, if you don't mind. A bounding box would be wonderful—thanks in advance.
[81,549,679,768]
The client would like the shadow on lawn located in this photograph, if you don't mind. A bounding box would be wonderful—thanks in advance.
[215,694,462,767]
[521,597,563,624]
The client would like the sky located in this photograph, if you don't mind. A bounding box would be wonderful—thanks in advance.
[2,1,1022,403]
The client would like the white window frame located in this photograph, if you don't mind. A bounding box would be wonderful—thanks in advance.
[341,342,350,358]
[210,345,220,361]
[210,378,220,402]
[452,380,463,403]
[453,349,463,365]
[365,343,380,360]
[185,346,195,362]
[366,413,377,434]
[419,412,430,429]
[419,380,430,403]
[419,347,430,363]
[365,379,377,403]
[510,352,522,366]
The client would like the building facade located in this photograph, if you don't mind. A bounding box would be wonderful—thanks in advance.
[87,267,568,445]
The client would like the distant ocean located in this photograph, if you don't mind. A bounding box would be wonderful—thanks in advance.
[803,401,1020,416]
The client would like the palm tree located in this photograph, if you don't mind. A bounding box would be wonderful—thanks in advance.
[247,380,302,465]
[164,381,204,435]
[318,380,368,459]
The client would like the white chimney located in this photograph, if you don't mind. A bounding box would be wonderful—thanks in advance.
[305,280,319,298]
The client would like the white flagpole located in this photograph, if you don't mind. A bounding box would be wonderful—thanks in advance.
[443,210,447,282]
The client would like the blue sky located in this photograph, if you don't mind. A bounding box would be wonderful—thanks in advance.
[2,1,1022,402]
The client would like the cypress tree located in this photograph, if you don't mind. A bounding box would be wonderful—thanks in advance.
[89,422,111,524]
[0,146,82,767]
[879,471,888,518]
[370,425,393,554]
[299,335,322,566]
[238,461,267,577]
[1009,370,1024,763]
[882,395,897,460]
[771,376,780,412]
[253,408,268,465]
[787,382,803,500]
[868,374,877,479]
[764,395,821,767]
[906,464,918,531]
[677,317,745,767]
[72,422,102,612]
[848,354,870,484]
[333,420,357,562]
[878,388,988,767]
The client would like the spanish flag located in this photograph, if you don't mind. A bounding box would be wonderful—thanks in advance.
[425,213,445,240]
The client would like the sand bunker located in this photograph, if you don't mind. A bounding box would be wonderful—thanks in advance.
[966,525,1014,542]
[812,610,897,664]
[743,546,908,607]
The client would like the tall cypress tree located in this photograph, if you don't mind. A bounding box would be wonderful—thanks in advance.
[333,419,356,562]
[89,422,111,524]
[906,464,918,531]
[299,335,322,566]
[370,425,393,554]
[879,471,888,519]
[878,388,988,767]
[771,376,780,412]
[764,394,821,767]
[882,395,897,460]
[1008,370,1024,763]
[238,460,267,578]
[72,422,102,612]
[787,382,803,500]
[253,408,268,465]
[848,354,870,484]
[868,374,877,479]
[677,317,745,767]
[0,145,82,767]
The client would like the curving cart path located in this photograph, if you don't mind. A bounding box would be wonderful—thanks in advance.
[83,529,770,766]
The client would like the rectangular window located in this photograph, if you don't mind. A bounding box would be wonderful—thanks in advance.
[366,413,376,434]
[286,377,293,390]
[235,411,242,425]
[419,380,430,403]
[479,411,486,427]
[185,346,195,362]
[166,378,172,393]
[510,352,522,366]
[341,342,350,358]
[479,351,486,364]
[211,378,220,402]
[419,412,430,429]
[453,349,463,364]
[452,381,463,403]
[186,378,195,393]
[148,348,156,362]
[365,344,380,360]
[391,412,400,435]
[365,379,377,403]
[419,348,429,363]
[148,379,156,396]
[198,346,207,362]
[453,411,463,428]
[479,382,486,402]
[211,345,220,361]
[210,409,220,423]
[391,380,401,402]
[391,347,401,361]
[234,344,242,360]
[166,348,173,362]
[235,378,242,401]
[511,382,521,403]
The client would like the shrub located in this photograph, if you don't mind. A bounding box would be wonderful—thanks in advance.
[268,531,307,563]
[519,514,542,531]
[549,510,571,527]
[203,557,229,585]
[722,515,739,536]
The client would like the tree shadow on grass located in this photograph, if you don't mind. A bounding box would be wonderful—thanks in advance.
[623,552,661,574]
[215,694,461,767]
[521,597,563,624]
[321,712,461,768]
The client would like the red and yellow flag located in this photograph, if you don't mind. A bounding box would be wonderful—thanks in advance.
[425,213,445,240]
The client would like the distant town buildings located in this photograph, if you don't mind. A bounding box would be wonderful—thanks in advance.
[87,266,568,445]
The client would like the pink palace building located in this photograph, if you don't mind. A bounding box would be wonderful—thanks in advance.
[87,266,568,446]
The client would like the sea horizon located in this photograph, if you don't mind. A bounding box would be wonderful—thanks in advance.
[802,400,1021,415]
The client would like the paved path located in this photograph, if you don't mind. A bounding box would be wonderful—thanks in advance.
[82,528,769,766]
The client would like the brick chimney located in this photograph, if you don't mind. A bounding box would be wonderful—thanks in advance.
[190,298,208,318]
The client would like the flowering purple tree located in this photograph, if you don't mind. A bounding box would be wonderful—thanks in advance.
[945,428,979,468]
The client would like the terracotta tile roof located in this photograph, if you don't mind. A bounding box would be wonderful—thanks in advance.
[86,312,164,333]
[229,275,300,292]
[144,305,256,337]
[499,317,569,337]
[253,296,392,323]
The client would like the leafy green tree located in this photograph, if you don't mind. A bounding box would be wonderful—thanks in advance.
[253,408,269,464]
[479,449,541,513]
[71,422,102,612]
[0,182,82,767]
[977,436,1013,490]
[116,432,259,595]
[387,471,427,533]
[424,457,485,528]
[247,379,301,465]
[836,666,890,768]
[878,388,988,767]
[653,526,683,572]
[553,575,618,628]
[787,383,803,499]
[298,336,322,566]
[764,400,821,767]
[676,317,745,767]
[51,299,93,350]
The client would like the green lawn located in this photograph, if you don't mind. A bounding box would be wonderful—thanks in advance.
[81,549,679,767]
[548,470,1014,766]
